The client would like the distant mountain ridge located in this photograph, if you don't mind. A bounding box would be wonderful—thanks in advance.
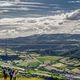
[0,34,80,57]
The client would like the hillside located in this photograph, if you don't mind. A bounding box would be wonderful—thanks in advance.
[0,34,80,57]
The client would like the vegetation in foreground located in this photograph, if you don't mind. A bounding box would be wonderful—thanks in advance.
[0,77,44,80]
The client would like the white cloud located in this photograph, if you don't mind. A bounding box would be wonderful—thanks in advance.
[18,5,49,9]
[16,1,45,5]
[0,7,34,11]
[0,1,44,7]
[0,1,46,12]
[68,0,80,3]
[0,1,14,6]
[0,10,9,13]
[66,9,80,20]
[0,9,80,38]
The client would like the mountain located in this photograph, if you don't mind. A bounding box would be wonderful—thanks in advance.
[0,34,80,56]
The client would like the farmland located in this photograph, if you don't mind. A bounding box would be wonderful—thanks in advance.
[0,48,80,80]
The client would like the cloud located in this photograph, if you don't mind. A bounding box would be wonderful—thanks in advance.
[0,1,48,14]
[68,0,80,3]
[0,9,80,38]
[16,1,45,5]
[0,7,36,12]
[66,9,80,20]
[0,1,14,6]
[19,5,49,9]
[0,1,45,7]
[0,10,9,13]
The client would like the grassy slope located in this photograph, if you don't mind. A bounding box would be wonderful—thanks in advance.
[0,78,44,80]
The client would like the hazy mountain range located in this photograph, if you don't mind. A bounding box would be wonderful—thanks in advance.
[0,34,80,56]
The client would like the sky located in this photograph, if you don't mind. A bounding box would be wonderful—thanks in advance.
[0,0,80,17]
[0,0,80,38]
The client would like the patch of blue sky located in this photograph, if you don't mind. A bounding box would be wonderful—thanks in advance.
[0,0,80,17]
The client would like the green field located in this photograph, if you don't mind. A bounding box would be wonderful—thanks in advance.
[0,78,44,80]
[0,48,80,80]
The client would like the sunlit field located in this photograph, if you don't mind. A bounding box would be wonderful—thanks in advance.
[0,78,44,80]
